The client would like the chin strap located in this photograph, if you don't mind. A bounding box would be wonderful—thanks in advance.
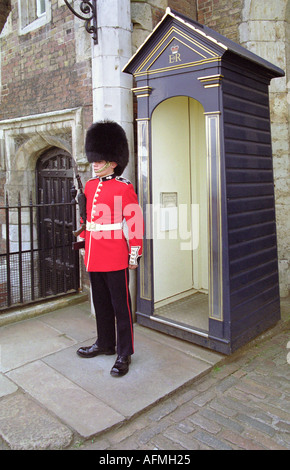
[95,161,111,173]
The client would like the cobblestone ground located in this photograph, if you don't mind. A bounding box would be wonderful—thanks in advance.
[78,331,290,451]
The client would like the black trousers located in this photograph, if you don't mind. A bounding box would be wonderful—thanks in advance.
[89,269,134,357]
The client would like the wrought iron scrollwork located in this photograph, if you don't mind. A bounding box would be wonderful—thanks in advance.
[64,0,98,43]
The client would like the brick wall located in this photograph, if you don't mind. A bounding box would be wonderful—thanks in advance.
[168,0,197,20]
[0,0,93,125]
[150,1,197,26]
[197,0,243,42]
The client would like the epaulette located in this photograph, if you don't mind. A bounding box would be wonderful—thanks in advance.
[115,176,131,185]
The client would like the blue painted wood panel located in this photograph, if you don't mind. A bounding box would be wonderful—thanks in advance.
[223,67,280,348]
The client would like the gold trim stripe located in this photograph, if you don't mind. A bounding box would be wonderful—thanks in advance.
[198,74,224,89]
[132,86,152,93]
[134,58,221,78]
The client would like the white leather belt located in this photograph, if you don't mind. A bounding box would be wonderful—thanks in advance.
[86,221,123,232]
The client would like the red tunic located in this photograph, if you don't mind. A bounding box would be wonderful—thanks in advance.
[80,174,143,272]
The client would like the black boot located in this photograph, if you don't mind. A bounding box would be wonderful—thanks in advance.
[77,342,115,358]
[110,355,131,377]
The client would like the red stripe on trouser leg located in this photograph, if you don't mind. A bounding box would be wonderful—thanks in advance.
[125,268,134,354]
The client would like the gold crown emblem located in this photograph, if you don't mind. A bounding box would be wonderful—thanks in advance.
[171,44,179,54]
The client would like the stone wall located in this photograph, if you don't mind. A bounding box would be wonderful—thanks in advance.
[130,0,197,52]
[239,1,290,297]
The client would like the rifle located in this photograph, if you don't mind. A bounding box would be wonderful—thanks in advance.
[72,169,86,251]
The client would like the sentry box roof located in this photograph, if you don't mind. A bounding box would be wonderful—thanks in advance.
[124,7,284,80]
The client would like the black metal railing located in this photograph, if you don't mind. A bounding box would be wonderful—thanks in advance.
[0,192,79,312]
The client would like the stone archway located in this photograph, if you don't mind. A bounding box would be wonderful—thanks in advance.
[7,134,73,204]
[239,0,290,297]
[3,133,74,278]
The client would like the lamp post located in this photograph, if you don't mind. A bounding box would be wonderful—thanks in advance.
[64,0,98,44]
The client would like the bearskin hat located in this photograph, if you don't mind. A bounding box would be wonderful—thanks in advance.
[85,120,129,176]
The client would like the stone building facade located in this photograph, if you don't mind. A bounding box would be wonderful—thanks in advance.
[0,0,289,302]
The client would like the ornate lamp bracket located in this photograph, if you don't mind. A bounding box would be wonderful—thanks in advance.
[64,0,98,44]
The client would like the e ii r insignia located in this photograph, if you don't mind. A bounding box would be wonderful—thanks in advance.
[169,44,181,64]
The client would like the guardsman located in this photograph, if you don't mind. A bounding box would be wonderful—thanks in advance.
[76,121,143,377]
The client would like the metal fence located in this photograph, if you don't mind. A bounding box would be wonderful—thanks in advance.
[0,192,80,312]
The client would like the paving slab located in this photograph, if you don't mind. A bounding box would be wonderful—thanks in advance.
[43,324,221,419]
[0,318,76,373]
[0,392,73,450]
[0,374,18,398]
[39,301,96,342]
[7,360,124,439]
[136,324,222,365]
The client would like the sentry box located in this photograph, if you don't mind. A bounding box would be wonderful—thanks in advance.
[123,8,284,354]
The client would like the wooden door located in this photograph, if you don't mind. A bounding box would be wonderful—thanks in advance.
[36,147,78,297]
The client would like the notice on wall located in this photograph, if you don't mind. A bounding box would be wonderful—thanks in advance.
[160,192,178,231]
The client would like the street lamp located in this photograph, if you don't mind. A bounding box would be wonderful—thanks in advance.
[64,0,98,44]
